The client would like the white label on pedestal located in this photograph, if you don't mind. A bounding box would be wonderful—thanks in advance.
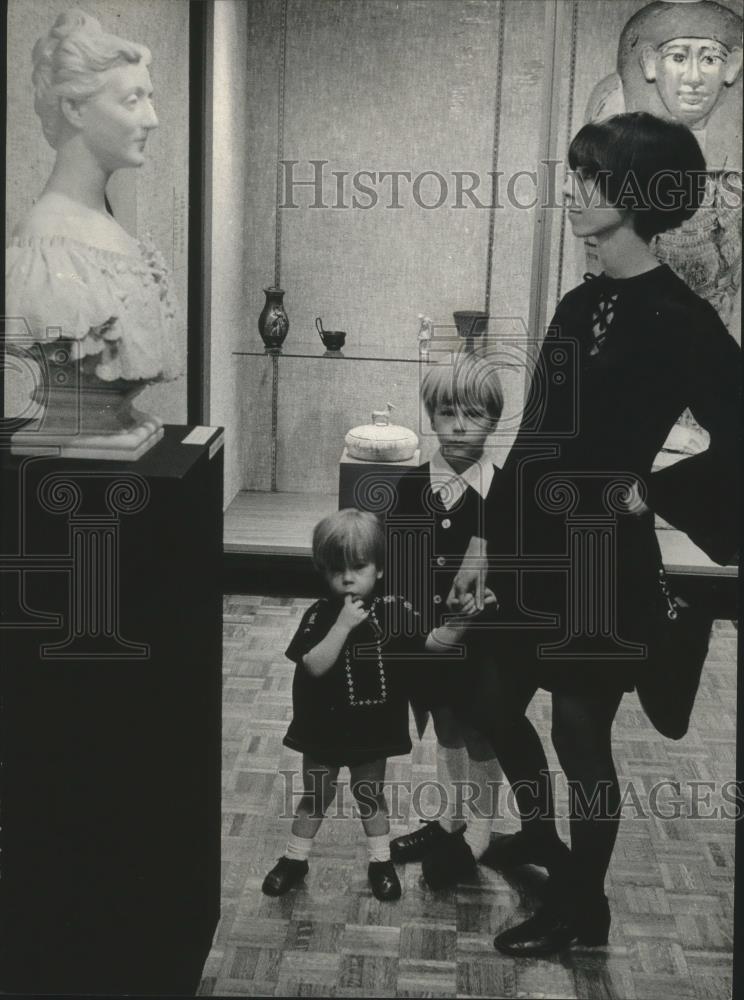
[182,426,220,446]
[209,433,225,460]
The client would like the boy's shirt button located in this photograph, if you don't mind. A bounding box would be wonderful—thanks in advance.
[436,556,446,567]
[433,595,442,604]
[441,518,451,529]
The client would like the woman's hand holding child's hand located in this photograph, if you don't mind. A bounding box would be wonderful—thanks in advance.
[427,588,498,653]
[336,594,370,633]
[449,587,498,621]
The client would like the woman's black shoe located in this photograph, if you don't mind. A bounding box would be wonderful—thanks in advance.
[480,830,570,872]
[390,821,451,863]
[368,860,402,901]
[262,856,309,896]
[493,895,611,957]
[421,831,477,890]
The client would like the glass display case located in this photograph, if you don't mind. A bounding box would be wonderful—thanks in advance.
[228,338,737,582]
[228,334,522,556]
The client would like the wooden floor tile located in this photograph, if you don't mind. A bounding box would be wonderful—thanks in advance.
[197,595,736,999]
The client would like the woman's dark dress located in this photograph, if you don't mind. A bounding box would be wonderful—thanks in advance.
[483,264,740,693]
[283,593,429,766]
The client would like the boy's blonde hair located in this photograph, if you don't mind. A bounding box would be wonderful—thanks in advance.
[312,509,385,573]
[420,353,504,422]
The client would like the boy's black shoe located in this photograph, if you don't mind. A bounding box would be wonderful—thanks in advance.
[368,860,402,901]
[390,821,450,863]
[262,857,309,896]
[422,831,477,890]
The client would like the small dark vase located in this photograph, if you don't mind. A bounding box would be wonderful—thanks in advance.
[258,287,289,353]
[453,310,488,349]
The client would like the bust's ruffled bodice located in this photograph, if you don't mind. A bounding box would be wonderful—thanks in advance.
[5,234,181,382]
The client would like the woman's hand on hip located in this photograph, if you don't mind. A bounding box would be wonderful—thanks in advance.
[624,480,651,517]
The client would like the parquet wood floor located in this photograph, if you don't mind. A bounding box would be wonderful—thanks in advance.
[199,596,737,999]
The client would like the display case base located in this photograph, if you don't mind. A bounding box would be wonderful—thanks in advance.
[338,447,421,510]
[0,425,223,996]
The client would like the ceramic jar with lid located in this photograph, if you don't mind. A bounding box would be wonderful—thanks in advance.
[345,403,418,462]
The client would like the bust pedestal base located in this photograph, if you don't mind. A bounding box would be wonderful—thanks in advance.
[11,417,164,460]
[11,366,164,460]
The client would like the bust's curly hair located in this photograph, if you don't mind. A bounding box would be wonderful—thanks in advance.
[32,8,151,149]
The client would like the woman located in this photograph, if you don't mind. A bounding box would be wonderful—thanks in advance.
[451,112,740,956]
[6,9,179,445]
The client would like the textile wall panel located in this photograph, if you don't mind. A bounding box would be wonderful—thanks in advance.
[545,0,645,314]
[239,0,546,494]
[485,0,549,465]
[487,0,547,321]
[279,0,498,358]
[5,0,190,425]
[241,0,283,493]
[277,358,424,495]
[209,0,264,505]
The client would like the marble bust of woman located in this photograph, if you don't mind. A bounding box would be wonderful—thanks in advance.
[6,8,180,458]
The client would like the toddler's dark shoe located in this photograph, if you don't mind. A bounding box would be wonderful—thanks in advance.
[262,856,308,896]
[422,830,477,890]
[390,820,449,863]
[368,860,402,901]
[480,830,570,873]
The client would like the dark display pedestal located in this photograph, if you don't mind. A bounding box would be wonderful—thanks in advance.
[338,447,421,510]
[0,425,224,995]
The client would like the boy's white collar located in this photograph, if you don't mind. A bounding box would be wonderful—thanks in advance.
[429,451,494,509]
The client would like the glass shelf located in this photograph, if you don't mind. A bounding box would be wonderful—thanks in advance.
[233,347,422,363]
[233,340,527,370]
[233,332,485,364]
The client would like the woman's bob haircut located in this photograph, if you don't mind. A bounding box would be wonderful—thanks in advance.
[568,112,707,240]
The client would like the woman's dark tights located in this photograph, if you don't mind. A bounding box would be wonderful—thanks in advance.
[471,664,624,901]
[552,687,624,900]
[470,666,558,847]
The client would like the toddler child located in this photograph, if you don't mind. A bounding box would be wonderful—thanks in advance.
[262,508,495,901]
[387,352,506,888]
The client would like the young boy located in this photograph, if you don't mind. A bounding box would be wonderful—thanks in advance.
[387,352,505,888]
[262,509,495,902]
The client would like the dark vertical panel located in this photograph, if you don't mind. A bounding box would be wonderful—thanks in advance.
[0,0,8,438]
[188,0,208,425]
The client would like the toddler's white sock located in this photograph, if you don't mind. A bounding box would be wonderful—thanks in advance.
[436,743,469,834]
[462,756,502,858]
[285,833,314,862]
[366,834,391,863]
